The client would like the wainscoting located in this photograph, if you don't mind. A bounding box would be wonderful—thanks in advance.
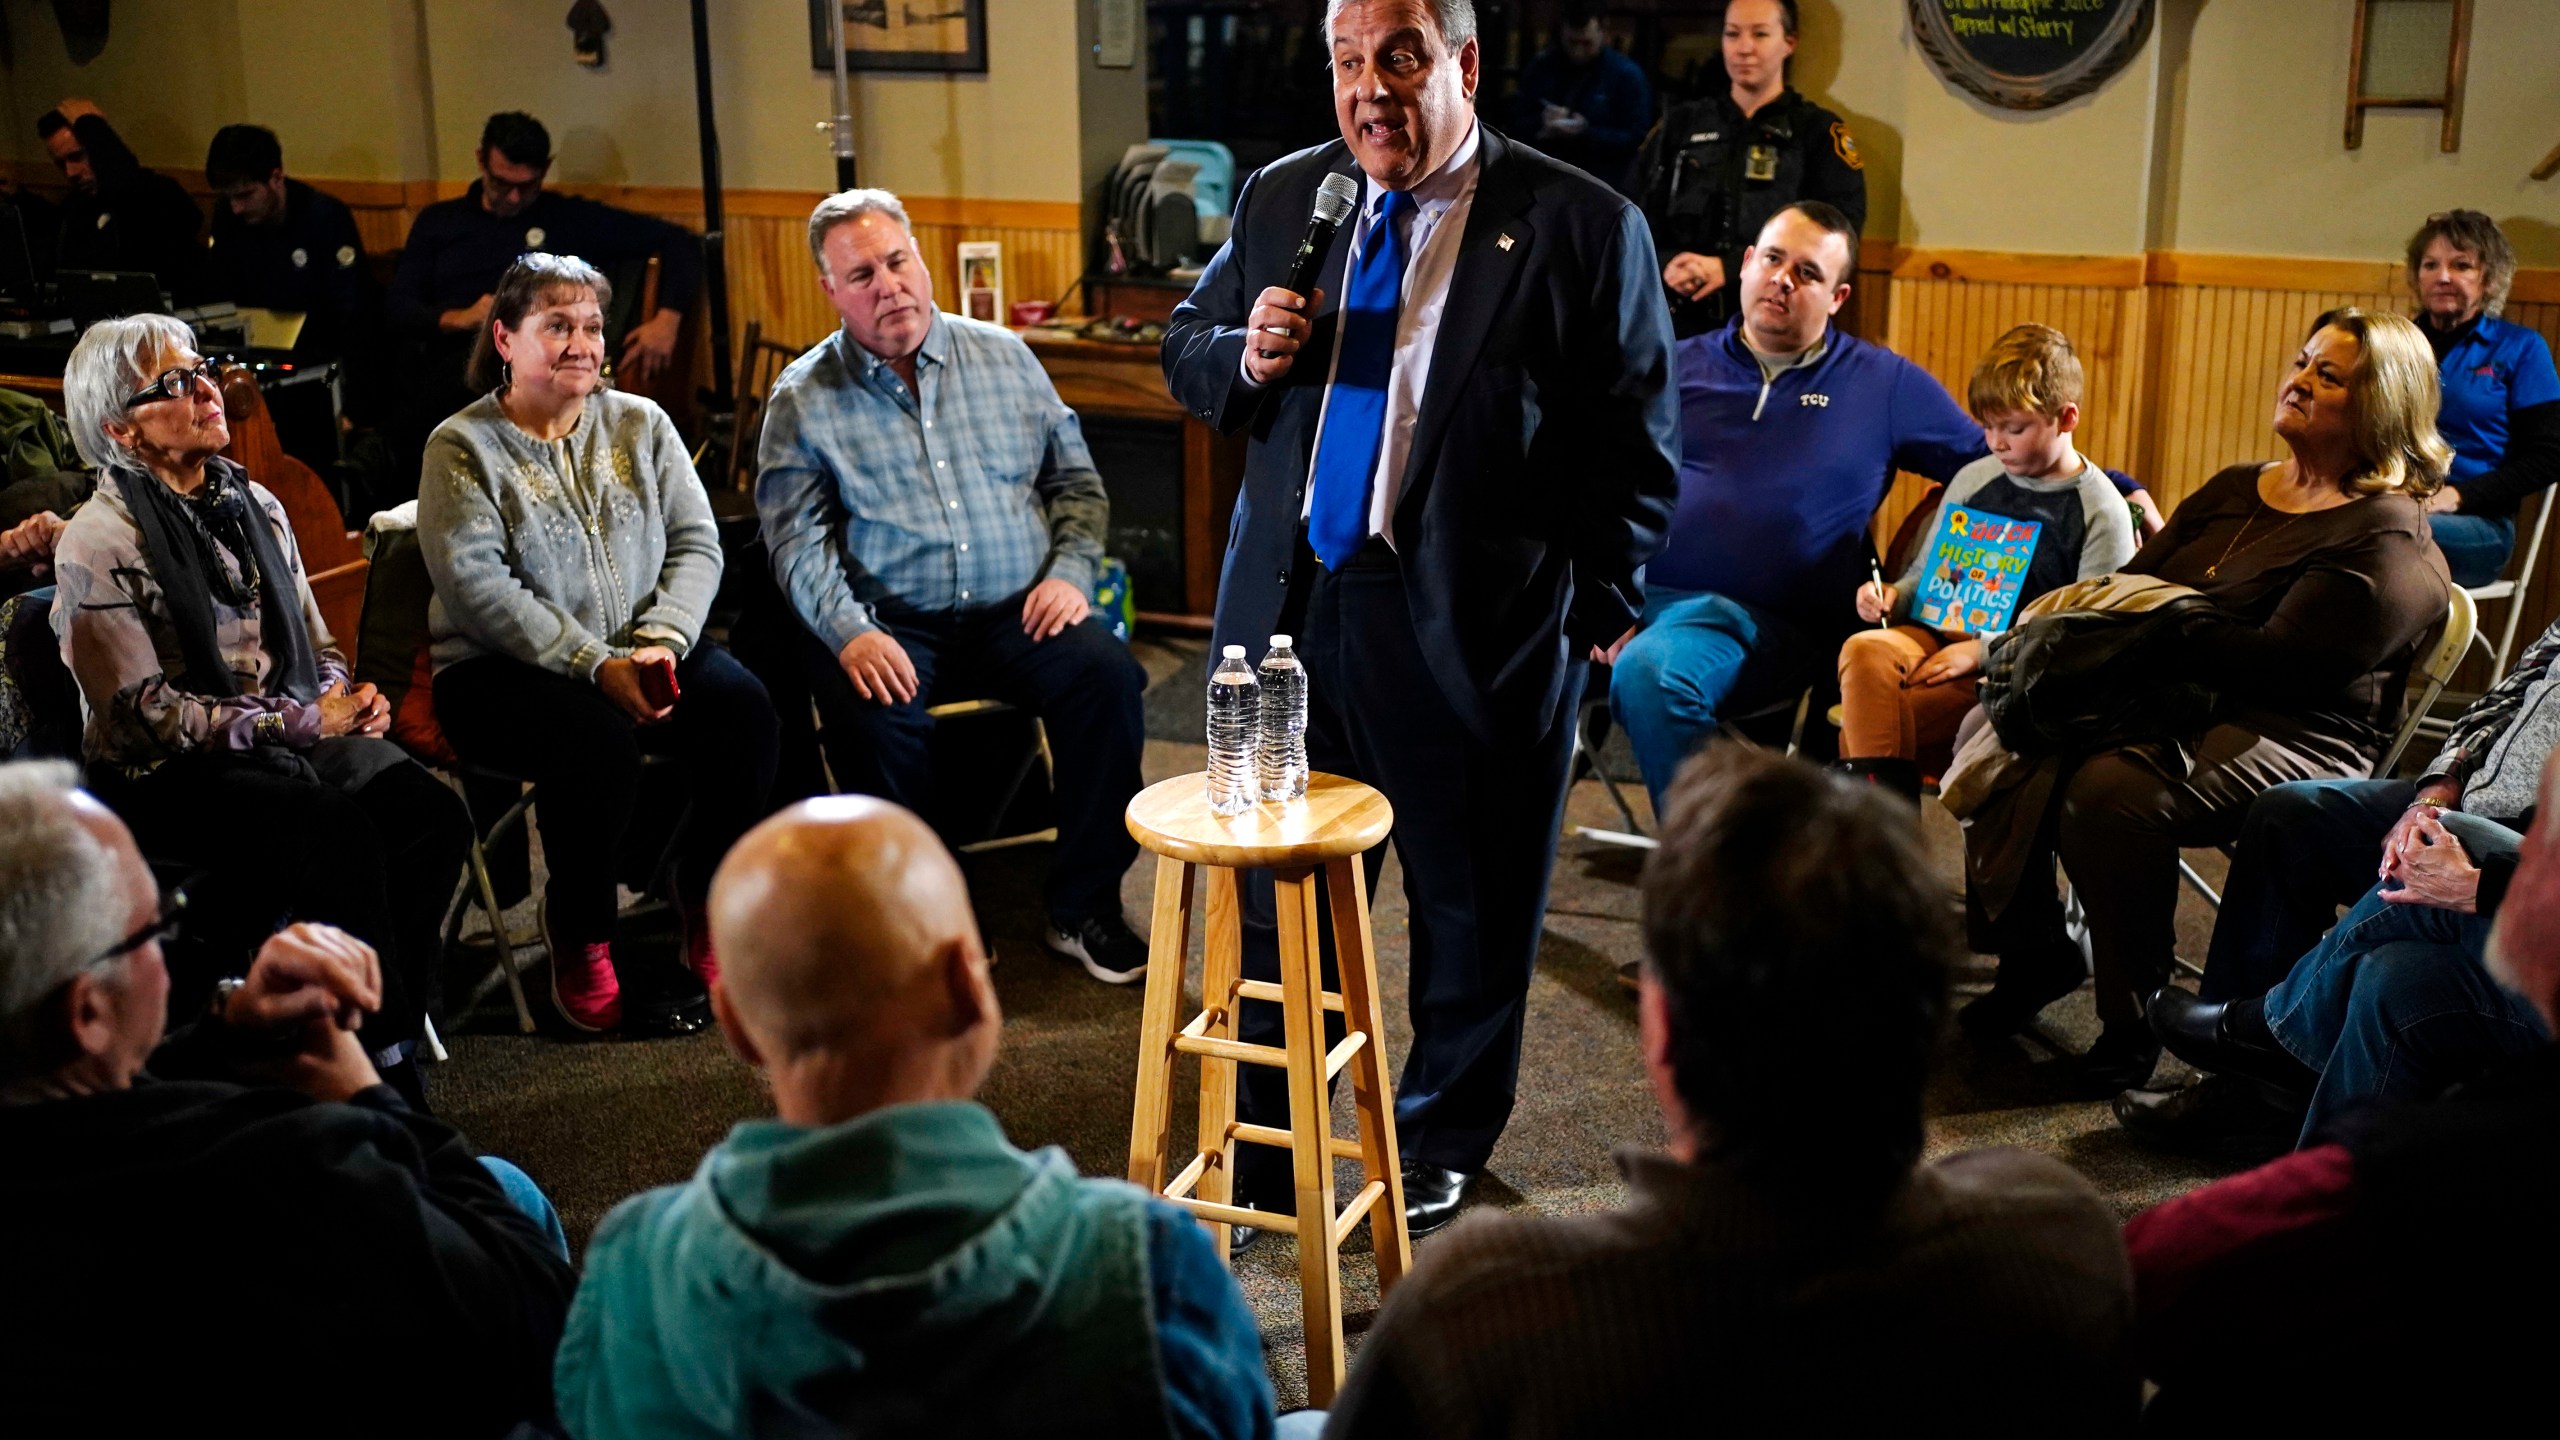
[23,159,2560,672]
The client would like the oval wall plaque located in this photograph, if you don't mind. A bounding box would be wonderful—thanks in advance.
[1908,0,2157,111]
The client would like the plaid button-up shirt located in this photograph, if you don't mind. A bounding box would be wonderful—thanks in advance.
[755,311,1109,649]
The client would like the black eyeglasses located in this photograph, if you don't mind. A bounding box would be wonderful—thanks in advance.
[124,357,230,409]
[91,885,187,967]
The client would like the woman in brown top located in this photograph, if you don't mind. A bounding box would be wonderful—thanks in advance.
[1961,307,2453,1093]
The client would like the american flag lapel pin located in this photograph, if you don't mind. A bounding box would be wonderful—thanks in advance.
[1496,233,1515,252]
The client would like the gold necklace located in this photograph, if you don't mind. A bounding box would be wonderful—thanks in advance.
[2204,499,2302,581]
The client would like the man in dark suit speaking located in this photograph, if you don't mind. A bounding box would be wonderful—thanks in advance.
[1162,0,1679,1236]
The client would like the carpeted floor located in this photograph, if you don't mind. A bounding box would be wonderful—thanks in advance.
[428,636,2245,1409]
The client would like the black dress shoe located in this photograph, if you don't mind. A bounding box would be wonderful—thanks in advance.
[2077,1022,2163,1095]
[2113,1074,2305,1159]
[1958,942,2088,1040]
[1402,1161,1473,1238]
[2147,990,2318,1095]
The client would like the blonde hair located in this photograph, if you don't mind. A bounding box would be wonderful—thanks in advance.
[1966,323,2083,421]
[2305,307,2453,500]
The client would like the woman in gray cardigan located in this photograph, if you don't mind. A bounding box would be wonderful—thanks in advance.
[419,254,778,1037]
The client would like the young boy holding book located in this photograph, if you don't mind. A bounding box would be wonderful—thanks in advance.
[1837,324,2138,793]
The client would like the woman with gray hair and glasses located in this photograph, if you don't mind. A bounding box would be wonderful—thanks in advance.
[48,313,469,1105]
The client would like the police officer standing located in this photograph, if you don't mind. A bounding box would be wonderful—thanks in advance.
[1636,0,1865,337]
[203,125,379,417]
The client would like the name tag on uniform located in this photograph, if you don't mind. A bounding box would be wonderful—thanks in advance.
[1746,145,1780,183]
[1692,132,1718,143]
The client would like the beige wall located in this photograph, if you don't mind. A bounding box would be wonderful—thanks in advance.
[1791,0,2560,262]
[2166,0,2560,264]
[0,0,1084,202]
[1795,0,2162,255]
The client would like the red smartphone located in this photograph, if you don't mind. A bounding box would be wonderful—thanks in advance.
[637,655,680,709]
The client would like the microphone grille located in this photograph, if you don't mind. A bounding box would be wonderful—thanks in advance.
[1312,171,1360,226]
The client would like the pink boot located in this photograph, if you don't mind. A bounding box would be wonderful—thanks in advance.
[542,908,622,1034]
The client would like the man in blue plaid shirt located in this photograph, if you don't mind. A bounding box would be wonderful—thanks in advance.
[755,189,1150,983]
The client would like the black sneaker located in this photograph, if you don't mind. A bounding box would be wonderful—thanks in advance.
[1045,912,1149,985]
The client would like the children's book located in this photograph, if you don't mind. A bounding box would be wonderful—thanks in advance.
[1911,505,2041,636]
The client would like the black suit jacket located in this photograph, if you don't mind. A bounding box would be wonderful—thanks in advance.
[1163,127,1680,745]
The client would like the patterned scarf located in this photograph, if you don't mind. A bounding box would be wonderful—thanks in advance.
[115,457,319,702]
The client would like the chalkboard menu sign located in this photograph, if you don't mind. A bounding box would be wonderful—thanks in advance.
[1908,0,2157,110]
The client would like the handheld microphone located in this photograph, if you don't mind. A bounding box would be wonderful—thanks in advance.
[1257,171,1360,360]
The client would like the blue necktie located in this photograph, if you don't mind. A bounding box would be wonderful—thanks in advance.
[1308,189,1413,570]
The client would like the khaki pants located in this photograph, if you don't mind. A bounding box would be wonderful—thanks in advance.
[1836,624,1981,776]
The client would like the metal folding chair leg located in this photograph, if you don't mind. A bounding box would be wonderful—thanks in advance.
[446,786,538,1035]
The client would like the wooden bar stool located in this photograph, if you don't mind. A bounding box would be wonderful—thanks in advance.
[1124,770,1412,1405]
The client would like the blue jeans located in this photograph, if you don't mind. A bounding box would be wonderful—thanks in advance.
[2202,778,2414,1002]
[1608,587,1819,810]
[478,1156,571,1261]
[2429,510,2516,588]
[2263,840,2547,1143]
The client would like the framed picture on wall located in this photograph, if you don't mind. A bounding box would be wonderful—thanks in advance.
[808,0,988,74]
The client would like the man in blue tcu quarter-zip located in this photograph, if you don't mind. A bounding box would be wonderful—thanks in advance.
[1608,200,1980,810]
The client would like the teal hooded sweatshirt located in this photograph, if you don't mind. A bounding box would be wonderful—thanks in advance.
[555,1100,1274,1439]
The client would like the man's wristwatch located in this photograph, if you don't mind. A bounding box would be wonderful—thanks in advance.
[208,975,248,1025]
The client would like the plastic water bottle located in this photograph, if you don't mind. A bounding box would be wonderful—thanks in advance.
[1206,645,1262,816]
[1257,634,1308,802]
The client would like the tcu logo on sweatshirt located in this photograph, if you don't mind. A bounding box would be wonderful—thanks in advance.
[1799,393,1830,407]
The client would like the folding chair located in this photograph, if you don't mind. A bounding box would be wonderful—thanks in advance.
[1564,671,1653,850]
[2411,489,2550,750]
[2162,587,2477,977]
[924,697,1057,854]
[2469,488,2552,686]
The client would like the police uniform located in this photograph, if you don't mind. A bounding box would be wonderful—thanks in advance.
[1635,87,1867,338]
[206,178,372,364]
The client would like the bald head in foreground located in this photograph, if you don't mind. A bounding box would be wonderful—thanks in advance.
[707,797,999,1123]
[557,800,1284,1440]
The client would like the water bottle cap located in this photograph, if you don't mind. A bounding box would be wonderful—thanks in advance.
[1222,644,1247,659]
[1268,634,1292,648]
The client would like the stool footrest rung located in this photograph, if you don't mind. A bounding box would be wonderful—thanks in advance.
[1169,1194,1298,1235]
[1234,978,1346,1012]
[1163,1151,1212,1203]
[1332,1180,1388,1247]
[1172,1032,1288,1066]
[1230,1121,1364,1159]
[1323,1031,1367,1081]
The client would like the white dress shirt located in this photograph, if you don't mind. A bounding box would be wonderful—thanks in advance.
[1289,122,1484,548]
